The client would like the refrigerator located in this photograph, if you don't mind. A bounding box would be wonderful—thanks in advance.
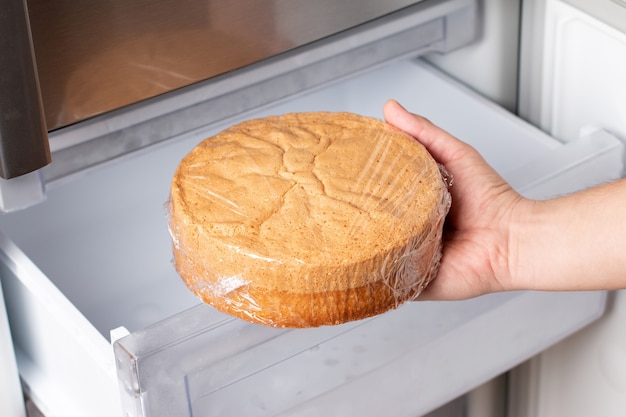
[1,0,625,416]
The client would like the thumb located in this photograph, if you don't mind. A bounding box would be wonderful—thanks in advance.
[383,100,468,167]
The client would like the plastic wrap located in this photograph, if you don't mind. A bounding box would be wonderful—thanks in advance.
[168,112,451,327]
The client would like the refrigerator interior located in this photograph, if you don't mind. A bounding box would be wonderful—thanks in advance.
[1,60,570,341]
[1,57,624,417]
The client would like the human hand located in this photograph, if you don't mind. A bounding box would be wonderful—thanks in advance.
[383,100,529,300]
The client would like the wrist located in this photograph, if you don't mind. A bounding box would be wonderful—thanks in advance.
[506,180,626,292]
[504,197,543,292]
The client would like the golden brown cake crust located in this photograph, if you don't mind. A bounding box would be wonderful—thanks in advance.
[169,112,450,327]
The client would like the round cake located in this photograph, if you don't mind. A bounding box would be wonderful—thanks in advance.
[168,112,451,327]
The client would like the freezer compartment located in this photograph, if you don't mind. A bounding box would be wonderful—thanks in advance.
[0,60,623,417]
[28,0,478,131]
[42,0,477,182]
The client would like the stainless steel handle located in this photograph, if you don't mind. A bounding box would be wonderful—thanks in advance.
[0,0,50,179]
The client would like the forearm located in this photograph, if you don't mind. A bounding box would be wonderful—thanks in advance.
[510,178,626,292]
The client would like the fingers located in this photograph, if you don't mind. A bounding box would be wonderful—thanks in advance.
[383,100,470,166]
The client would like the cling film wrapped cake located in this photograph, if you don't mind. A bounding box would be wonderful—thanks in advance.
[168,112,451,327]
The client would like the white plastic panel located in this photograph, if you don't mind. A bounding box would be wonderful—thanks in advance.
[562,0,626,33]
[0,279,26,417]
[540,0,626,143]
[0,233,121,417]
[115,291,610,417]
[505,127,625,198]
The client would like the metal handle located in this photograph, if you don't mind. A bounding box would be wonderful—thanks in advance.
[0,0,50,179]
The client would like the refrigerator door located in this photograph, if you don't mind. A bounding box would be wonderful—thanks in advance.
[0,59,622,417]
